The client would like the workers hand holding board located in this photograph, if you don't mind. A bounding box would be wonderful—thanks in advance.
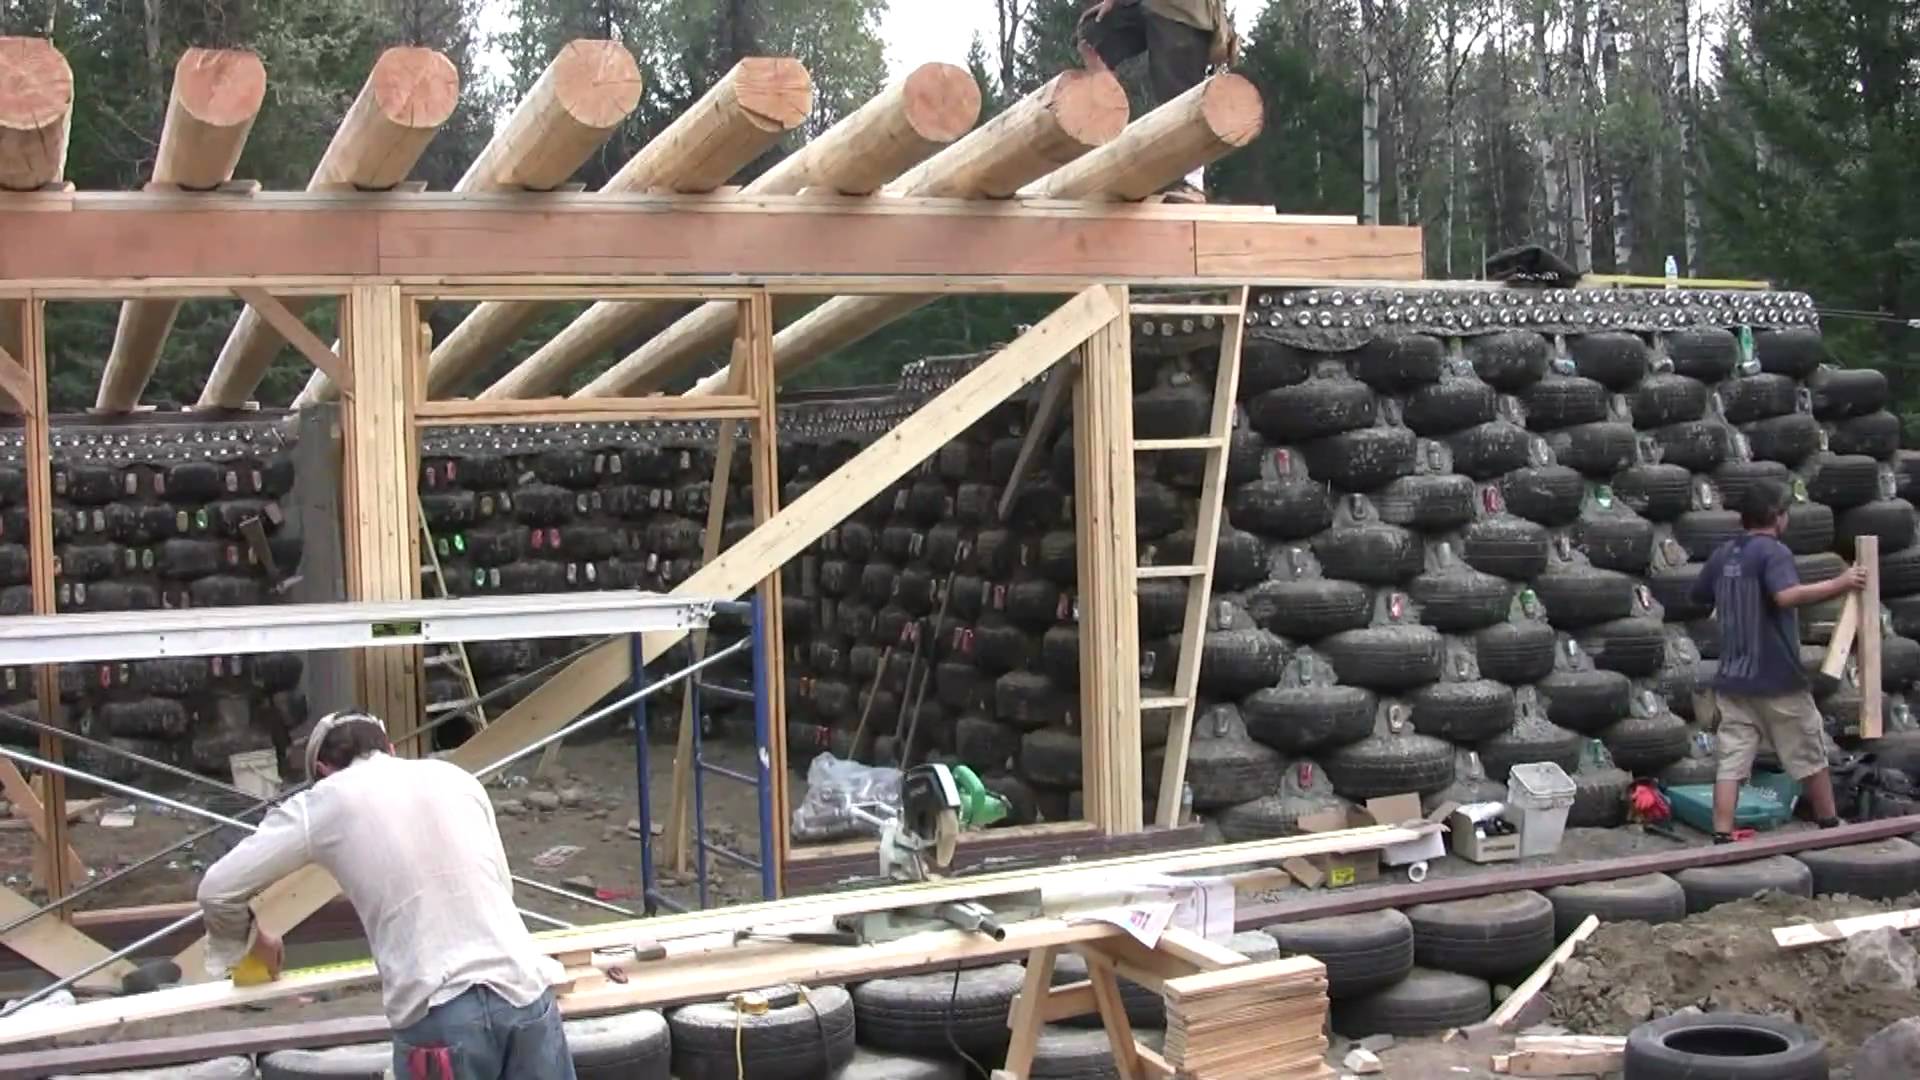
[197,710,577,1079]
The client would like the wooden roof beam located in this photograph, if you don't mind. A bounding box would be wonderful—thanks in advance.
[197,47,460,411]
[680,72,1258,396]
[573,66,1120,399]
[96,49,266,414]
[487,61,979,402]
[0,37,71,192]
[289,39,642,409]
[426,57,813,399]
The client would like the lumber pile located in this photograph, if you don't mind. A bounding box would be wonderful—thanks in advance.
[1159,957,1333,1079]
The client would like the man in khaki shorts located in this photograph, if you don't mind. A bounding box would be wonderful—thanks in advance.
[1690,480,1865,842]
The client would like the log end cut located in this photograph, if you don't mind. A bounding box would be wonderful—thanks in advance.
[900,62,981,144]
[1045,67,1130,152]
[732,57,814,132]
[368,46,461,132]
[172,48,267,130]
[551,39,645,130]
[0,36,74,190]
[1199,72,1265,148]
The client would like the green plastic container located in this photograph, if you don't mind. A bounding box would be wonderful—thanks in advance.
[1663,770,1802,832]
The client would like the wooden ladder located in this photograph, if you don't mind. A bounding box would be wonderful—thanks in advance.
[1140,288,1249,829]
[414,494,489,734]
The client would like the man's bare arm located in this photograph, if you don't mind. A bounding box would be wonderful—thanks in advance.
[1775,565,1868,608]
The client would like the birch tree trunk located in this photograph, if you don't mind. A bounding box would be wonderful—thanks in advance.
[1360,0,1383,225]
[1599,1,1632,270]
[1567,0,1592,272]
[1672,0,1702,274]
[1531,5,1563,255]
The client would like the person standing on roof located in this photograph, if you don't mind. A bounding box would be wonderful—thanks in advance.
[1690,481,1865,844]
[197,710,575,1080]
[1077,0,1238,204]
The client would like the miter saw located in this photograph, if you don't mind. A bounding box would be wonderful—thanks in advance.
[838,763,1034,943]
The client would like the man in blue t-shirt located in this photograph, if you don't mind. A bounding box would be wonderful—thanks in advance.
[1690,480,1865,842]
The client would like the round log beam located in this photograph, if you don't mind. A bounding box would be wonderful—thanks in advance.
[1026,72,1263,201]
[0,36,73,192]
[457,38,642,192]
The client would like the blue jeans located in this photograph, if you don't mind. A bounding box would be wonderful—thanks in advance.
[391,985,576,1080]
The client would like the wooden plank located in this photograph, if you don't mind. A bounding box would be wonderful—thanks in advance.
[0,762,86,885]
[415,396,758,423]
[1072,286,1141,834]
[0,887,134,995]
[0,341,35,416]
[1161,956,1326,1002]
[1080,946,1145,1078]
[1773,906,1920,949]
[232,287,350,392]
[1493,1035,1627,1076]
[742,291,789,885]
[1193,221,1424,279]
[1488,915,1598,1029]
[1861,535,1883,738]
[0,1015,392,1076]
[172,286,1121,969]
[1155,926,1249,971]
[1821,592,1860,681]
[1241,813,1920,928]
[19,296,69,904]
[1001,946,1059,1080]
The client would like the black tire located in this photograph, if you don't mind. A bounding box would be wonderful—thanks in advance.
[1545,873,1687,941]
[1653,420,1733,474]
[1624,1012,1828,1080]
[1668,326,1741,382]
[1632,374,1711,429]
[1020,728,1082,788]
[996,671,1066,731]
[1216,793,1340,841]
[1463,516,1551,581]
[1228,478,1333,540]
[1320,626,1445,690]
[1005,579,1062,628]
[1150,732,1284,809]
[1247,378,1376,443]
[1134,479,1185,539]
[1263,909,1415,1000]
[1895,595,1920,638]
[1197,629,1290,699]
[1805,454,1881,510]
[1718,373,1799,424]
[1538,669,1634,734]
[669,984,855,1080]
[1244,578,1371,640]
[1240,337,1317,395]
[1501,465,1587,526]
[567,1010,673,1080]
[851,964,1024,1061]
[1583,618,1669,677]
[1476,620,1558,684]
[1314,523,1424,585]
[1675,510,1745,562]
[1897,450,1920,503]
[1410,680,1516,743]
[1410,570,1513,632]
[1534,567,1639,630]
[56,543,118,582]
[1884,546,1920,598]
[1332,968,1491,1038]
[1614,464,1694,522]
[1302,427,1417,493]
[1208,527,1269,592]
[1406,890,1557,980]
[974,622,1035,674]
[1569,331,1651,390]
[1837,499,1917,558]
[1881,635,1920,690]
[1754,328,1827,377]
[260,1046,394,1079]
[1467,330,1552,391]
[1745,414,1825,467]
[1599,711,1691,773]
[1030,1025,1153,1079]
[1476,714,1585,780]
[1830,412,1902,460]
[1807,366,1890,419]
[1404,379,1497,437]
[1521,377,1611,432]
[1567,766,1633,828]
[1712,461,1791,512]
[1243,685,1376,753]
[1134,384,1211,439]
[1550,422,1640,478]
[1673,855,1814,913]
[1374,474,1477,532]
[1794,838,1920,900]
[1648,564,1713,622]
[1780,501,1837,556]
[1448,421,1536,481]
[1353,332,1446,390]
[1577,514,1655,574]
[1323,730,1456,798]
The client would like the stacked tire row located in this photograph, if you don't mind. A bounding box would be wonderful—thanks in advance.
[0,419,305,785]
[1259,833,1920,1042]
[1143,285,1920,837]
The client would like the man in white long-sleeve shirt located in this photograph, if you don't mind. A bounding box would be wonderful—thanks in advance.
[197,710,574,1080]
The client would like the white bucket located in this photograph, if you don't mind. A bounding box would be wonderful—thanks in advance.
[1506,761,1576,858]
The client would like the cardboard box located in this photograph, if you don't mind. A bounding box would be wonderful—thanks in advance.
[1448,806,1521,863]
[1296,794,1445,888]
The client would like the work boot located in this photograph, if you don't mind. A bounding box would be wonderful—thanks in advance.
[1161,181,1208,205]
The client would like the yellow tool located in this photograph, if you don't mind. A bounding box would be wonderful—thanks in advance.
[233,951,372,987]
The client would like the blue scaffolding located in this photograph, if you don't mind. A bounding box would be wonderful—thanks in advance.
[632,596,777,912]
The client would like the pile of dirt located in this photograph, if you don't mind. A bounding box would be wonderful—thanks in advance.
[1549,892,1920,1061]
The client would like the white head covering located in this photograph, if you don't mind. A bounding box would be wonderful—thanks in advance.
[302,710,388,781]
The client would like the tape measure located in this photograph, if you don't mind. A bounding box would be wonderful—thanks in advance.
[233,953,375,988]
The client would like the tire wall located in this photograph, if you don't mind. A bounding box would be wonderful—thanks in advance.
[0,419,305,784]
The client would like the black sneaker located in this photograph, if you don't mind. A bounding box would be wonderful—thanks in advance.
[1713,832,1736,845]
[1818,816,1845,830]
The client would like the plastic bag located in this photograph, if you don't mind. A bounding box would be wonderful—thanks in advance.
[790,753,902,844]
